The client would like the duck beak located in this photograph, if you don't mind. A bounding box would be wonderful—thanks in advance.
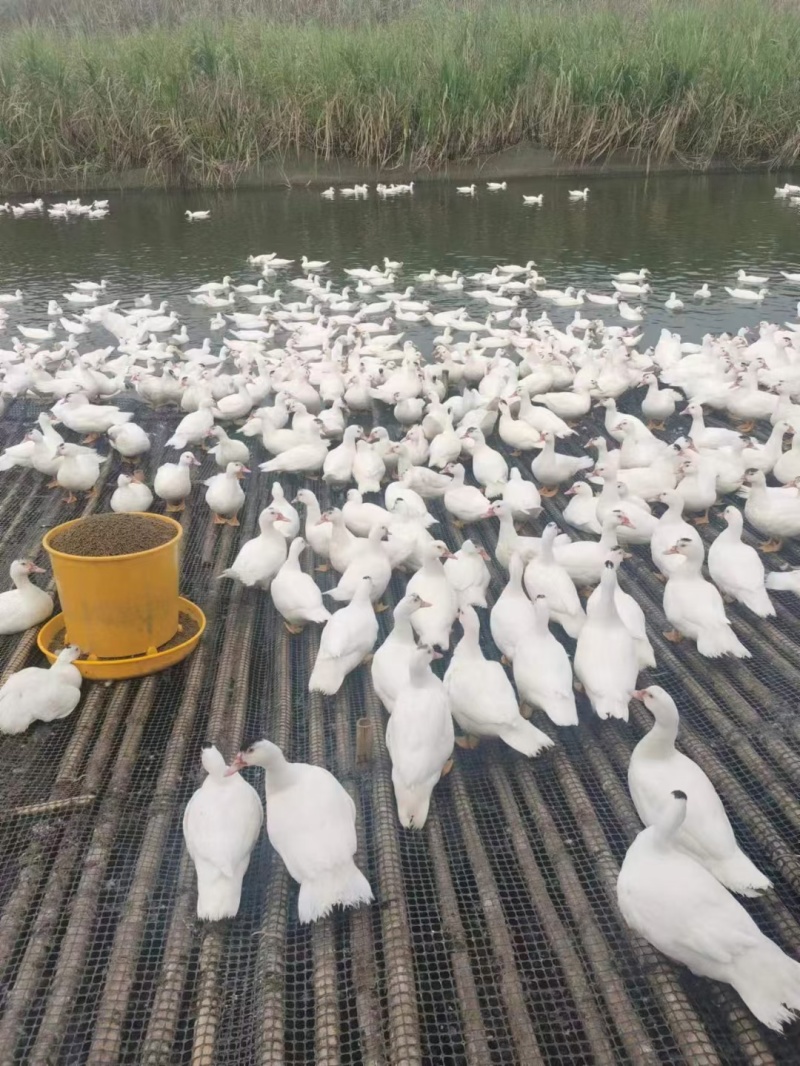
[431,650,444,660]
[563,485,577,496]
[224,752,247,776]
[417,599,432,609]
[632,689,647,701]
[273,513,289,522]
[618,514,635,528]
[482,509,496,519]
[28,564,46,574]
[478,548,491,561]
[236,467,251,478]
[663,546,680,555]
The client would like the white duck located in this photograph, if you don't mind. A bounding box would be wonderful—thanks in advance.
[662,538,750,658]
[771,427,800,484]
[371,592,431,714]
[531,432,593,496]
[512,595,578,726]
[268,482,300,539]
[308,576,378,695]
[406,541,458,649]
[55,443,105,502]
[640,372,680,429]
[0,644,82,734]
[0,560,53,634]
[502,467,541,519]
[488,500,566,570]
[650,489,701,577]
[203,461,248,525]
[629,687,771,896]
[259,423,329,475]
[153,452,200,512]
[682,403,743,450]
[353,438,385,495]
[110,473,153,513]
[342,490,394,537]
[442,464,492,526]
[460,427,508,498]
[744,469,800,551]
[326,525,392,606]
[523,524,585,638]
[586,548,655,669]
[52,392,132,438]
[594,466,657,544]
[207,424,250,469]
[490,552,536,662]
[270,537,331,632]
[107,422,151,460]
[562,481,602,535]
[322,425,362,486]
[227,740,373,923]
[708,506,774,617]
[385,644,454,830]
[443,540,491,608]
[553,510,634,589]
[497,400,543,452]
[574,559,639,721]
[445,606,553,756]
[182,744,263,920]
[165,399,215,449]
[617,790,800,1033]
[673,454,718,525]
[294,489,332,566]
[219,507,288,587]
[324,508,361,574]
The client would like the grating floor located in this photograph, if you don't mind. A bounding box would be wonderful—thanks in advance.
[0,394,798,1065]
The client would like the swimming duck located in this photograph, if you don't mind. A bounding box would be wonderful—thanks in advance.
[0,560,53,634]
[512,595,578,726]
[219,507,288,587]
[308,576,378,695]
[270,537,331,632]
[55,442,106,503]
[326,525,392,606]
[586,548,655,668]
[531,432,593,496]
[707,506,774,617]
[489,552,536,663]
[629,688,771,896]
[445,606,553,756]
[406,540,458,650]
[574,558,639,720]
[442,464,492,526]
[443,540,491,608]
[182,744,263,920]
[385,644,454,829]
[107,422,151,461]
[110,473,153,513]
[0,644,82,734]
[562,481,602,535]
[662,537,750,657]
[153,452,200,512]
[743,469,800,551]
[226,740,373,923]
[501,467,541,519]
[617,791,800,1032]
[371,592,430,714]
[203,461,248,525]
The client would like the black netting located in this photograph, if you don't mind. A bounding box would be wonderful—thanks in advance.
[0,391,798,1065]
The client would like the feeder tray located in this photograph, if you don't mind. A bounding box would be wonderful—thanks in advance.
[37,596,206,680]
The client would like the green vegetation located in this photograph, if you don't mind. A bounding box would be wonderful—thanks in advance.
[0,0,798,188]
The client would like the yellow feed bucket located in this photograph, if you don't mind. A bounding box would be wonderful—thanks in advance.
[43,512,183,659]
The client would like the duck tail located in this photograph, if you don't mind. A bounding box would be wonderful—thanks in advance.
[308,656,344,696]
[729,940,800,1032]
[195,863,245,921]
[705,849,772,898]
[497,718,554,757]
[297,861,373,923]
[738,588,776,618]
[696,626,751,659]
[165,434,186,449]
[591,692,630,722]
[485,481,506,499]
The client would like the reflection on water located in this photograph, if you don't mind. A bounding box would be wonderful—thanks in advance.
[0,172,799,348]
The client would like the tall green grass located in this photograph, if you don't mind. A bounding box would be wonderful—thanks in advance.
[0,0,798,188]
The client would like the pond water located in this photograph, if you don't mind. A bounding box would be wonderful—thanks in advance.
[1,172,799,349]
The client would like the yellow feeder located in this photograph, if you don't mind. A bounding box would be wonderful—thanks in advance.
[40,513,205,680]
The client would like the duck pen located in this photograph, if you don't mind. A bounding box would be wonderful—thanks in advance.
[0,395,798,1066]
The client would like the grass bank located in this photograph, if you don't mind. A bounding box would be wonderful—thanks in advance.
[0,0,799,189]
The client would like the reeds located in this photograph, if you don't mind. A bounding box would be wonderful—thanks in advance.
[0,0,798,188]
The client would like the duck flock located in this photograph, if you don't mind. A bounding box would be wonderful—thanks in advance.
[1,228,800,1037]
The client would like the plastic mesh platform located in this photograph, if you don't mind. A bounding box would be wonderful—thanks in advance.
[0,395,798,1065]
